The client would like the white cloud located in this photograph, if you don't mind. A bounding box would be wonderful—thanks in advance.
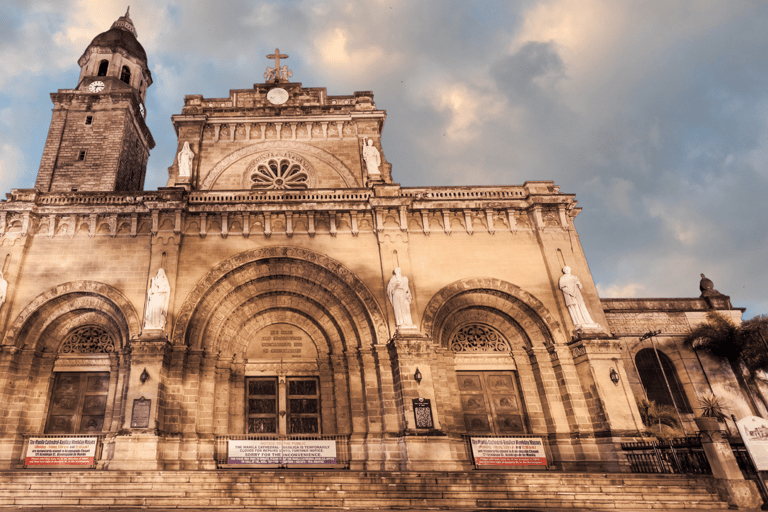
[0,144,26,193]
[596,281,645,298]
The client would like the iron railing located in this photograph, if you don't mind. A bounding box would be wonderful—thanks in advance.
[622,437,711,474]
[214,434,350,469]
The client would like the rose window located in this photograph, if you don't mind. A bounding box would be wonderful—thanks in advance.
[450,325,510,353]
[249,157,310,189]
[60,326,116,354]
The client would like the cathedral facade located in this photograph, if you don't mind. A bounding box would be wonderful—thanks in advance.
[0,12,757,474]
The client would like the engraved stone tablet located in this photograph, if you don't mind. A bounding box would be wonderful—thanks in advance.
[131,396,151,428]
[246,323,318,360]
[413,397,433,429]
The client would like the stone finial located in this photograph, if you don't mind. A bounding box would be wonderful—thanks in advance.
[699,273,723,298]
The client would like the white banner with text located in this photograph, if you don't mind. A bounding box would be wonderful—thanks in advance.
[228,439,336,465]
[470,437,547,466]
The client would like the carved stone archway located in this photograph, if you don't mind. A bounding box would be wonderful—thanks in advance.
[421,278,565,347]
[172,247,388,351]
[2,281,140,350]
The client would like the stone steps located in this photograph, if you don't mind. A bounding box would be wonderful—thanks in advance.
[0,470,731,509]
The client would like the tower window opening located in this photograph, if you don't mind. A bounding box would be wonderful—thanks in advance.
[85,116,93,125]
[120,66,131,85]
[77,150,86,161]
[97,60,109,76]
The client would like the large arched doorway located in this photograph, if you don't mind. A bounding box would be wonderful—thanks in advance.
[170,247,391,469]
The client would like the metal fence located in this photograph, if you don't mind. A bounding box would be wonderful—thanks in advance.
[621,437,712,474]
[729,440,758,479]
[214,434,350,469]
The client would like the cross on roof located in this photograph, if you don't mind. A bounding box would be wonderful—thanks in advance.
[267,48,288,73]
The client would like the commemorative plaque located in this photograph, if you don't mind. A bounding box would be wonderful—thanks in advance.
[412,397,434,428]
[130,396,151,428]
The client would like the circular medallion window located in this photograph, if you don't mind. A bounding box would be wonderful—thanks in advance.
[244,152,316,190]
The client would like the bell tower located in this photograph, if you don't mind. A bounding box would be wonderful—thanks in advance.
[35,8,155,192]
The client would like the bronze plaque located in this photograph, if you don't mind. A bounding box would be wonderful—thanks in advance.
[130,397,151,428]
[412,398,434,429]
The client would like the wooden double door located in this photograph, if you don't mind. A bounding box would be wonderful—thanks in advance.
[45,372,110,434]
[457,371,527,434]
[246,377,321,435]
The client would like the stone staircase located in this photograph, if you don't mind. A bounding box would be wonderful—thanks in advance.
[0,470,734,509]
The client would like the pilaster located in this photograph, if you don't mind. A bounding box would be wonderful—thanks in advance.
[105,333,171,470]
[569,333,646,471]
[388,331,466,471]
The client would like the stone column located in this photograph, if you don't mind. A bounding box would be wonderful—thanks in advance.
[0,346,23,468]
[179,349,203,469]
[345,351,368,470]
[106,333,171,470]
[569,334,646,472]
[195,352,217,469]
[213,355,231,435]
[388,331,467,471]
[698,424,763,509]
[374,344,402,470]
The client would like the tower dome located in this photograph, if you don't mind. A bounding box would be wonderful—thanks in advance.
[76,8,152,102]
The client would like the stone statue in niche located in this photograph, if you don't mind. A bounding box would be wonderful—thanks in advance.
[559,266,599,330]
[0,270,7,311]
[362,138,381,177]
[387,267,415,330]
[144,268,170,331]
[177,141,194,178]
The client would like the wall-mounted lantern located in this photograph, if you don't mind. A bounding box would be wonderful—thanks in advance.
[414,368,422,385]
[609,367,620,385]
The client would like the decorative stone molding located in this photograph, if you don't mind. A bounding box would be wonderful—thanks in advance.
[54,356,111,367]
[60,325,116,354]
[201,141,359,190]
[171,247,388,347]
[569,338,622,360]
[244,362,318,373]
[450,324,510,353]
[2,281,141,348]
[421,278,565,344]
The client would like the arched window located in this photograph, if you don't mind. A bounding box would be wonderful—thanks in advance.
[635,348,692,413]
[120,65,131,85]
[97,60,109,76]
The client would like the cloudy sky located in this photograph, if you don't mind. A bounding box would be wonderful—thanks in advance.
[1,0,766,317]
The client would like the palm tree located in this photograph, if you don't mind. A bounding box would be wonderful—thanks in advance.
[684,311,768,415]
[636,397,681,441]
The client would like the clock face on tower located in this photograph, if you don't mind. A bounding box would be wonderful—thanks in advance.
[267,88,289,105]
[88,81,105,93]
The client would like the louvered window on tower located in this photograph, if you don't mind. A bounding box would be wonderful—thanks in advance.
[120,66,131,84]
[85,116,93,125]
[77,150,86,161]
